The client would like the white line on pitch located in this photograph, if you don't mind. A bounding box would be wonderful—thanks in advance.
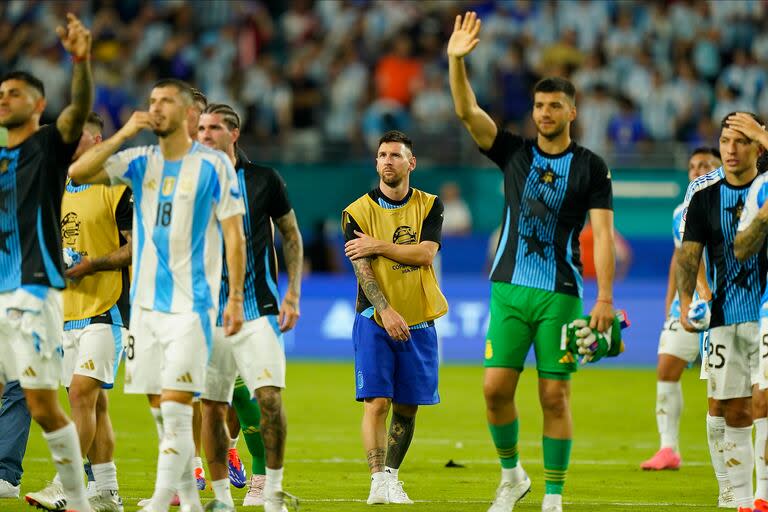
[299,498,713,507]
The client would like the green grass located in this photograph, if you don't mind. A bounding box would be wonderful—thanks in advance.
[11,363,724,511]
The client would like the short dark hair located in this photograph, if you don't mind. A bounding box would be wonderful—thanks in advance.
[378,130,413,153]
[533,77,576,103]
[203,103,240,131]
[0,71,45,98]
[190,87,207,110]
[85,111,104,132]
[690,146,721,160]
[151,78,193,105]
[721,111,765,130]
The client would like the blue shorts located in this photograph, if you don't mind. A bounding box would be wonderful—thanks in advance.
[353,314,440,405]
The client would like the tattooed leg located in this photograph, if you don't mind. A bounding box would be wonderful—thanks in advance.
[254,386,286,469]
[363,397,391,474]
[386,405,418,470]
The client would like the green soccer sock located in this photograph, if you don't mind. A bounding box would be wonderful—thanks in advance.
[488,419,520,469]
[543,436,571,495]
[232,380,266,475]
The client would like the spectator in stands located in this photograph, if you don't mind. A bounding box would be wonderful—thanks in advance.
[440,182,472,236]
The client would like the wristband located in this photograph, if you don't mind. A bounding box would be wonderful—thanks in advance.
[72,54,90,63]
[596,298,613,305]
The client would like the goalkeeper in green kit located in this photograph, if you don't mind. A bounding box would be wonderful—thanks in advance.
[448,12,617,512]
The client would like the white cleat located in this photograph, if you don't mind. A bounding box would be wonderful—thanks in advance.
[243,474,265,506]
[487,476,531,512]
[89,490,124,512]
[367,477,389,505]
[386,477,413,505]
[264,490,299,512]
[86,482,99,500]
[0,479,20,498]
[25,481,67,511]
[542,493,563,512]
[717,486,736,508]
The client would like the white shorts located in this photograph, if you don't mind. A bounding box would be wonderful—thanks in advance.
[0,287,63,390]
[658,317,701,362]
[62,323,126,388]
[124,306,214,395]
[757,318,768,390]
[704,322,759,400]
[202,316,286,403]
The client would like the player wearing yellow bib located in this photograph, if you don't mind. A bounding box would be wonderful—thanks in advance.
[343,130,447,505]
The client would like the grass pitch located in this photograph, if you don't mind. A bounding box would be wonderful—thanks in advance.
[11,362,724,511]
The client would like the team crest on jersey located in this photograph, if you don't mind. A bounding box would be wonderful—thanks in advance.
[61,212,80,244]
[162,177,177,196]
[535,164,561,190]
[0,158,9,174]
[392,226,417,245]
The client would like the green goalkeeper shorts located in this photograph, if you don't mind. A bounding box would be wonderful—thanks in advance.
[484,282,583,379]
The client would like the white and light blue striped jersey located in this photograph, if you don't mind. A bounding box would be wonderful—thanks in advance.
[678,167,725,238]
[738,171,768,313]
[104,142,245,313]
[668,202,685,318]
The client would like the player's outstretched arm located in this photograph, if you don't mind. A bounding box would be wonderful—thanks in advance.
[221,215,246,336]
[345,230,438,267]
[448,11,497,150]
[274,209,303,332]
[588,209,615,332]
[676,240,704,332]
[351,257,410,341]
[69,112,156,184]
[55,13,93,144]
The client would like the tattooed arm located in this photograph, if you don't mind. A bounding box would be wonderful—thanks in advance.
[55,14,93,144]
[65,231,132,279]
[734,212,768,261]
[675,240,704,332]
[351,257,410,341]
[274,209,303,332]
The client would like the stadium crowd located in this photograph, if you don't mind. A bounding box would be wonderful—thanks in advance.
[1,0,767,161]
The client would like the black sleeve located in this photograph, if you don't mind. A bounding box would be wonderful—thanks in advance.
[266,167,292,220]
[42,124,79,167]
[682,191,708,244]
[342,211,363,242]
[587,153,613,210]
[421,197,444,247]
[114,188,133,232]
[479,129,526,170]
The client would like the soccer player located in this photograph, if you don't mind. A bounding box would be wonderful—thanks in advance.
[68,79,246,512]
[197,103,302,511]
[641,148,720,470]
[343,130,447,504]
[25,112,131,511]
[678,112,768,512]
[0,13,94,512]
[448,12,615,512]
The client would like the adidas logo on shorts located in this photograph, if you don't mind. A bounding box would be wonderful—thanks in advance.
[22,366,37,377]
[176,372,193,383]
[80,360,95,371]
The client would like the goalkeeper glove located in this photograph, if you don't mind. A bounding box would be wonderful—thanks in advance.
[562,310,630,364]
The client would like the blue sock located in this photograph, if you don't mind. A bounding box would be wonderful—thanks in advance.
[84,461,95,482]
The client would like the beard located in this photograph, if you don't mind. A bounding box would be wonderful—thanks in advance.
[153,117,181,138]
[0,113,31,130]
[381,173,403,187]
[537,121,567,141]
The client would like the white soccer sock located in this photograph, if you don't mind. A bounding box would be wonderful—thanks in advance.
[150,401,195,511]
[756,418,768,500]
[371,471,386,483]
[723,425,754,507]
[266,466,284,497]
[384,466,399,479]
[150,407,164,439]
[212,478,234,506]
[542,494,563,508]
[43,423,89,511]
[230,437,238,449]
[193,456,204,472]
[501,465,526,484]
[656,381,682,450]
[92,461,118,492]
[177,455,202,508]
[706,415,730,492]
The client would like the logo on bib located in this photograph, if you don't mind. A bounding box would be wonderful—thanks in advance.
[393,226,417,245]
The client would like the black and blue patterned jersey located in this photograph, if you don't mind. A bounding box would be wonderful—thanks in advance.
[0,124,78,292]
[682,168,767,327]
[217,156,292,325]
[481,130,613,297]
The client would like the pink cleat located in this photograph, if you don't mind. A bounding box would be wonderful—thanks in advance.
[640,447,681,470]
